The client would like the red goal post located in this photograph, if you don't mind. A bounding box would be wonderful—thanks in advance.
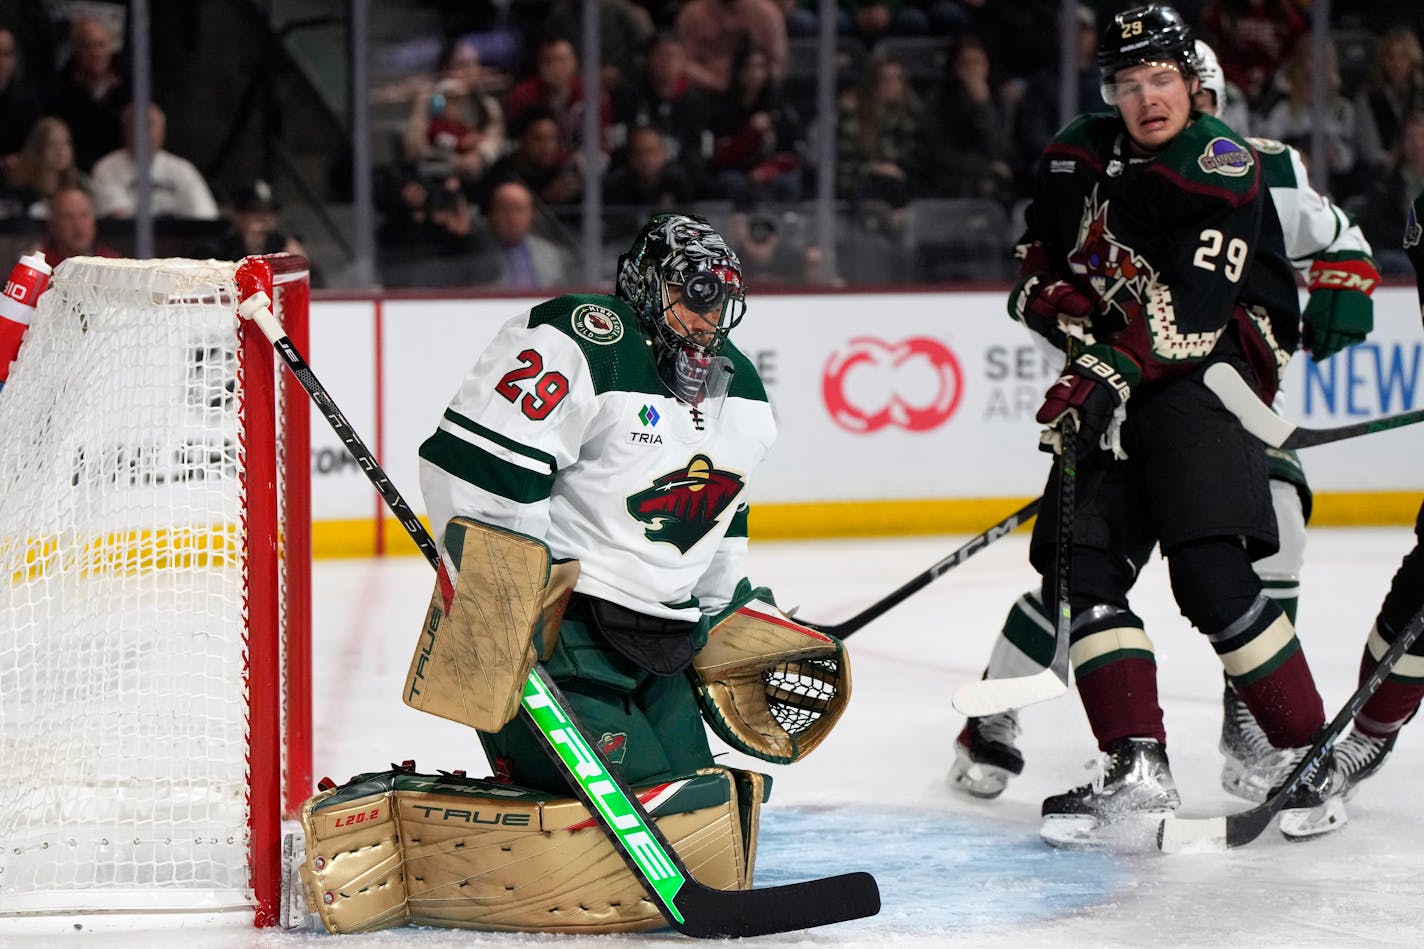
[0,253,312,929]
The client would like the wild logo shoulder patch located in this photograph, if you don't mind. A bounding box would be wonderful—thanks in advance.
[1198,137,1254,177]
[571,303,624,345]
[1246,136,1286,155]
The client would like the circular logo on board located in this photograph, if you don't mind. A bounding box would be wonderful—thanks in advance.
[571,304,624,345]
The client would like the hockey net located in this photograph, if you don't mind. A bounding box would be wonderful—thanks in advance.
[0,255,311,928]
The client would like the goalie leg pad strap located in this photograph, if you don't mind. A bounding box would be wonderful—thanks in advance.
[403,516,579,731]
[301,766,762,935]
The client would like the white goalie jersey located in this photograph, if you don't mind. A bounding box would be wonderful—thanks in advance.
[418,293,776,622]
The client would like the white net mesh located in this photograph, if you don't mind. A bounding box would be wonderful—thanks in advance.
[0,258,260,913]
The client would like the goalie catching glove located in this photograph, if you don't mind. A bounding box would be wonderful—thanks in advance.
[1036,345,1139,459]
[403,517,579,732]
[693,579,851,764]
[1302,251,1378,361]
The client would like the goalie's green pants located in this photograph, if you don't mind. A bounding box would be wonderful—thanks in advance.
[480,608,714,794]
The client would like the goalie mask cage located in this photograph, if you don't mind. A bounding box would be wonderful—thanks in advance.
[0,255,312,929]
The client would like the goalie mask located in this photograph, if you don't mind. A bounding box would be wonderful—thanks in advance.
[616,213,746,408]
[1098,4,1199,105]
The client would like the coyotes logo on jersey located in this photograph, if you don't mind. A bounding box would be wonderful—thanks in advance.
[1068,187,1157,329]
[626,454,744,553]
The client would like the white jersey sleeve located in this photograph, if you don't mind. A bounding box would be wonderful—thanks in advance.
[1251,137,1372,271]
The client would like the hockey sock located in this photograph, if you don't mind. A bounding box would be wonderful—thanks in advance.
[1354,621,1424,737]
[1069,605,1164,749]
[983,590,1056,679]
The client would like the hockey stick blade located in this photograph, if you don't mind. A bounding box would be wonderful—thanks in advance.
[798,497,1041,639]
[952,433,1077,717]
[239,285,880,937]
[951,666,1068,717]
[1204,363,1424,449]
[1158,605,1424,853]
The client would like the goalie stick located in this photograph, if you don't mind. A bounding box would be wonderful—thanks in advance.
[1157,604,1424,853]
[951,425,1076,717]
[1204,362,1424,449]
[797,497,1041,639]
[236,283,880,939]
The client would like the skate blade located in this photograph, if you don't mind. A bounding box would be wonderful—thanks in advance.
[1218,760,1270,804]
[1279,798,1348,841]
[948,760,1012,800]
[1040,812,1169,851]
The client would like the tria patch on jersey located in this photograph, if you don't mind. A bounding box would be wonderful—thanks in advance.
[1197,137,1253,177]
[570,303,624,344]
[625,453,744,553]
[1069,187,1157,327]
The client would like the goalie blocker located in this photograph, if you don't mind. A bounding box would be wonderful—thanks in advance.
[298,763,768,934]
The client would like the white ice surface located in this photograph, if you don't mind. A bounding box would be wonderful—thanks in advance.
[7,525,1422,948]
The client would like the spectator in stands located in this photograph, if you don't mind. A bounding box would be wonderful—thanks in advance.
[1355,110,1424,274]
[484,105,583,207]
[841,2,930,44]
[504,34,613,159]
[618,33,715,192]
[50,14,129,173]
[474,179,573,289]
[921,35,1014,204]
[707,45,805,207]
[675,0,787,95]
[547,0,653,110]
[0,26,42,181]
[377,169,495,288]
[4,116,86,219]
[201,179,310,261]
[1197,0,1305,110]
[403,36,506,200]
[89,103,220,220]
[603,123,697,208]
[730,205,823,284]
[1355,27,1424,177]
[836,53,922,233]
[1256,34,1360,193]
[37,186,118,269]
[1012,4,1100,185]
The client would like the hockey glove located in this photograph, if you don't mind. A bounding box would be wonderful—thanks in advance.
[1302,251,1379,361]
[1008,272,1097,346]
[1036,346,1139,459]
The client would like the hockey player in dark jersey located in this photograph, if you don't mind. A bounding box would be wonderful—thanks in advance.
[1007,4,1347,847]
[1329,187,1424,797]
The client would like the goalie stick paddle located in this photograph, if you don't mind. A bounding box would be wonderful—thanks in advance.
[238,290,880,938]
[951,426,1076,718]
[1157,605,1424,853]
[1204,362,1424,449]
[797,497,1041,639]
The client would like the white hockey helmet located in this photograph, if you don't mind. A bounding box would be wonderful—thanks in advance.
[1194,40,1225,112]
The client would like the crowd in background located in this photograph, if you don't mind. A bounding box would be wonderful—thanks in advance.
[1,1,1422,288]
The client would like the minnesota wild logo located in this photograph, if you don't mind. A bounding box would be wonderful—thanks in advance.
[626,454,744,553]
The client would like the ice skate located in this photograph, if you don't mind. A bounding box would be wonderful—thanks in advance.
[1335,728,1397,801]
[948,711,1023,799]
[1218,681,1291,803]
[1040,737,1179,849]
[1273,746,1348,841]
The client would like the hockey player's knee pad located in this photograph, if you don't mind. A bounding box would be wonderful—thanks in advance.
[1166,538,1263,634]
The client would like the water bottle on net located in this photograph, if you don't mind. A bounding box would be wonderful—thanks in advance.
[0,250,52,388]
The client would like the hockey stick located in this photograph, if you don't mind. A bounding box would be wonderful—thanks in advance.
[237,289,879,938]
[797,497,1041,639]
[1204,362,1424,449]
[951,426,1076,717]
[1157,605,1424,853]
